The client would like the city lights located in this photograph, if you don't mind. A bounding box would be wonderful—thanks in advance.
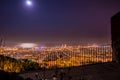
[19,43,37,48]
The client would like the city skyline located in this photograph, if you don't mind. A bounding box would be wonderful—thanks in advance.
[0,0,120,46]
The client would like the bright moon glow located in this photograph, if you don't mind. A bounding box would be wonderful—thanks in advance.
[26,0,32,6]
[19,43,37,48]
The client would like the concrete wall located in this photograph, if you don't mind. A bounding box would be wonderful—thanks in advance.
[111,12,120,63]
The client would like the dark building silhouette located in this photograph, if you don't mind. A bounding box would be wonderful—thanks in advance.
[111,12,120,63]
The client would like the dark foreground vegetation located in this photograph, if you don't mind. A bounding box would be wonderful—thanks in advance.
[0,70,35,80]
[0,55,39,73]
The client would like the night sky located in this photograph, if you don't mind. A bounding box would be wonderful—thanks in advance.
[0,0,120,46]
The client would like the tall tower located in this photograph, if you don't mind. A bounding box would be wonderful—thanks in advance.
[0,35,5,48]
[111,12,120,63]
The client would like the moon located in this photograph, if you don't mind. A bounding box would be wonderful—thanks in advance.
[26,0,32,6]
